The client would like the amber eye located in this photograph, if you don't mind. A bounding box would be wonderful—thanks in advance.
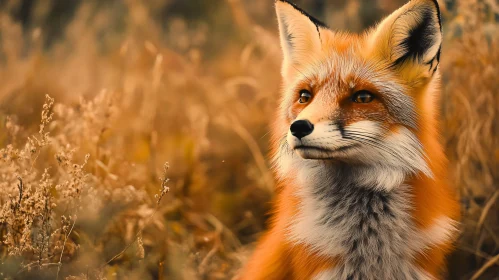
[352,90,374,103]
[298,90,312,104]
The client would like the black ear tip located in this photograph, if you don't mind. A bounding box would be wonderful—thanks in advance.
[275,0,328,29]
[431,0,440,9]
[424,0,442,29]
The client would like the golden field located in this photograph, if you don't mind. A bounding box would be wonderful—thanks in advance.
[0,0,497,279]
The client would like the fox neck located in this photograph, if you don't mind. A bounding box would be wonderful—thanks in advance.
[279,158,434,279]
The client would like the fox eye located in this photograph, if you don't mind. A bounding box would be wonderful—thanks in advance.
[352,90,374,103]
[298,90,312,104]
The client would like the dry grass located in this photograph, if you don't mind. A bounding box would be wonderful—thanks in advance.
[0,0,497,279]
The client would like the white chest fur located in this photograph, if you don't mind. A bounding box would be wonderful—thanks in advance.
[285,162,454,280]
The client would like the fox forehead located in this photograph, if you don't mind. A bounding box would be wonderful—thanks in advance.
[290,51,390,92]
[287,30,402,93]
[284,48,418,128]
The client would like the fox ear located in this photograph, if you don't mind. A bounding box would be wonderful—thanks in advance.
[370,0,442,74]
[275,0,325,79]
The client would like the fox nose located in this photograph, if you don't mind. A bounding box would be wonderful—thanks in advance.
[290,120,314,139]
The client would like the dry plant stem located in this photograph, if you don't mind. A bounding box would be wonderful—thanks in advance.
[483,224,499,246]
[198,239,221,277]
[474,189,499,259]
[17,258,61,275]
[104,164,170,266]
[475,230,487,265]
[56,217,77,280]
[158,261,164,280]
[475,190,499,238]
[471,253,499,280]
[103,205,161,266]
[198,214,224,276]
[459,245,499,266]
[16,177,23,207]
[229,115,274,193]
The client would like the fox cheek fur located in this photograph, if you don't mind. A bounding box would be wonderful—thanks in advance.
[240,1,460,280]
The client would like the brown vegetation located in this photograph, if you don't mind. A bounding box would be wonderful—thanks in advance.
[0,0,497,279]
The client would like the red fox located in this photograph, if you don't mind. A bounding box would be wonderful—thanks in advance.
[240,0,460,279]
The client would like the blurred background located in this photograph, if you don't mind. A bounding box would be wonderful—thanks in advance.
[0,0,497,279]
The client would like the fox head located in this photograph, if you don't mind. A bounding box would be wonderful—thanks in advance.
[274,0,443,190]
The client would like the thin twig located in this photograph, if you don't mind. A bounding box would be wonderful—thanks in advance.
[228,115,274,193]
[459,245,499,266]
[56,217,77,280]
[17,177,23,206]
[471,253,499,280]
[483,223,499,247]
[475,190,499,238]
[17,259,57,274]
[198,239,221,277]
